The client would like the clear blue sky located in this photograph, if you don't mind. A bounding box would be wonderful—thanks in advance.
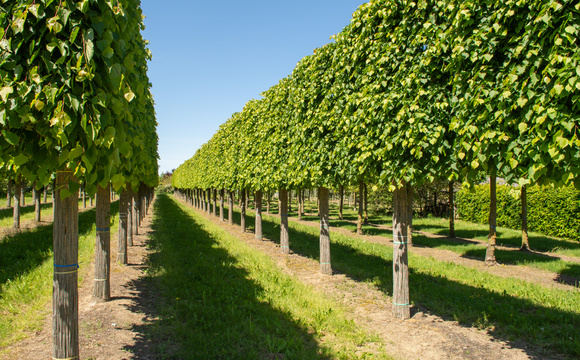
[141,1,368,174]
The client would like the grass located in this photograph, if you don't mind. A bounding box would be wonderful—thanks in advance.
[144,194,392,359]
[0,200,119,348]
[215,200,580,358]
[0,198,94,229]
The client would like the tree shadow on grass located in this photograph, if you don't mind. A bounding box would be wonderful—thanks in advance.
[0,202,53,222]
[0,200,119,295]
[123,194,328,359]
[235,210,580,359]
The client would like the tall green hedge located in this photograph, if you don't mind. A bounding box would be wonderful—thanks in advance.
[457,185,580,241]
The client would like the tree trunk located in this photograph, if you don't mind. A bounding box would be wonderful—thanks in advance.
[339,186,344,220]
[52,170,79,360]
[21,183,25,206]
[13,177,21,229]
[133,190,140,236]
[90,194,93,207]
[392,183,410,320]
[82,188,87,209]
[364,183,369,224]
[520,184,530,251]
[127,189,134,247]
[279,189,289,254]
[255,191,263,240]
[266,191,271,214]
[34,182,41,222]
[6,180,11,208]
[449,181,455,238]
[319,187,332,275]
[94,184,111,302]
[407,184,414,246]
[288,189,292,213]
[298,189,302,220]
[485,170,498,265]
[118,190,129,264]
[43,187,47,203]
[240,189,246,233]
[220,189,225,222]
[213,189,217,217]
[228,191,234,225]
[301,190,305,216]
[357,181,364,235]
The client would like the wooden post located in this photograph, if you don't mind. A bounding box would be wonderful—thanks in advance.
[279,189,289,254]
[485,169,498,265]
[240,189,246,233]
[117,190,129,265]
[392,183,410,319]
[94,184,111,302]
[319,187,332,275]
[449,181,455,238]
[52,171,79,360]
[255,190,263,240]
[228,191,234,225]
[520,184,530,251]
[34,181,41,222]
[357,181,364,235]
[220,189,225,222]
[13,177,21,229]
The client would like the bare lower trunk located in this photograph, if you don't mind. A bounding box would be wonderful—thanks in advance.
[392,183,410,320]
[127,189,134,247]
[82,188,87,209]
[34,182,41,222]
[357,181,364,235]
[21,184,25,206]
[319,187,332,275]
[133,189,140,236]
[339,186,344,220]
[213,189,217,217]
[13,178,21,229]
[228,191,234,225]
[94,184,111,302]
[220,189,224,222]
[449,181,455,238]
[298,190,302,220]
[279,189,289,254]
[118,190,129,265]
[520,185,530,251]
[240,189,246,233]
[485,170,498,265]
[406,184,413,246]
[6,180,12,207]
[266,191,271,214]
[52,171,79,360]
[364,183,369,224]
[43,187,47,203]
[288,190,292,213]
[255,191,263,240]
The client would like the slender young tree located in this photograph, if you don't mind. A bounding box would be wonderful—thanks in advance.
[319,187,332,275]
[449,181,455,238]
[485,168,498,265]
[520,185,530,251]
[279,189,289,254]
[255,191,263,240]
[94,184,111,302]
[392,183,410,320]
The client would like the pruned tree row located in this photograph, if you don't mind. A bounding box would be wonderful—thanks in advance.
[0,0,159,358]
[173,0,579,320]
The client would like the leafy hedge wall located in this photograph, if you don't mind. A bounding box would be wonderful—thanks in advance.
[457,185,580,241]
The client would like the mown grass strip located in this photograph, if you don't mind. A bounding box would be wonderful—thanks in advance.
[228,207,580,358]
[0,201,119,348]
[147,194,392,360]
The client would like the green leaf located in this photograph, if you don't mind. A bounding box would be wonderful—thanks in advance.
[68,145,84,161]
[0,86,14,102]
[2,130,20,145]
[14,154,29,166]
[518,123,528,133]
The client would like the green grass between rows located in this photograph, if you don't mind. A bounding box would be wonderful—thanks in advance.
[146,194,392,359]
[212,198,580,358]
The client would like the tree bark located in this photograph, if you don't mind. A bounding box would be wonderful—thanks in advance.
[298,189,302,220]
[449,181,455,238]
[43,187,47,203]
[118,190,129,265]
[220,189,225,222]
[6,180,11,208]
[255,191,263,240]
[21,182,25,206]
[364,183,369,224]
[13,177,21,229]
[279,189,289,254]
[228,191,234,225]
[34,182,41,222]
[266,191,271,214]
[407,184,414,246]
[94,184,111,302]
[520,184,530,251]
[485,170,498,265]
[213,189,217,217]
[288,189,292,213]
[133,190,140,236]
[127,189,134,247]
[52,171,79,360]
[240,189,246,233]
[319,187,332,275]
[339,185,344,220]
[82,188,87,209]
[392,183,410,320]
[357,181,364,235]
